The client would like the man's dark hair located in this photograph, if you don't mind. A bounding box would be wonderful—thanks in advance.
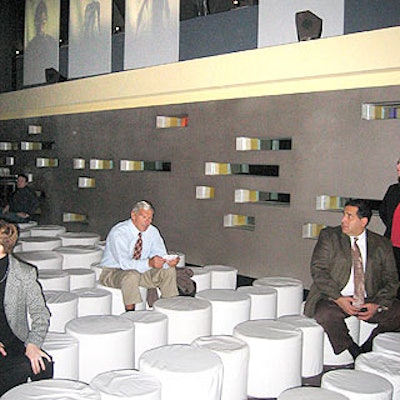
[344,198,372,223]
[17,174,29,182]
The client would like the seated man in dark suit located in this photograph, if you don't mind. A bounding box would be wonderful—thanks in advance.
[0,174,38,223]
[304,199,400,359]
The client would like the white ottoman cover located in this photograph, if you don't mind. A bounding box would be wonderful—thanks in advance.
[42,332,79,380]
[253,276,303,317]
[65,315,135,383]
[44,290,78,332]
[188,267,212,292]
[154,297,212,344]
[192,335,249,400]
[72,287,112,316]
[19,236,62,251]
[279,387,350,400]
[30,224,67,237]
[1,379,100,400]
[359,320,378,346]
[16,250,63,270]
[196,289,251,335]
[233,319,302,398]
[55,245,103,269]
[323,315,360,366]
[279,314,324,377]
[237,285,277,319]
[373,332,400,355]
[67,268,96,290]
[204,265,238,289]
[139,344,223,400]
[90,370,161,400]
[12,242,23,252]
[321,369,393,400]
[17,221,38,230]
[58,232,101,246]
[39,269,70,291]
[91,263,103,280]
[356,352,400,400]
[121,310,168,368]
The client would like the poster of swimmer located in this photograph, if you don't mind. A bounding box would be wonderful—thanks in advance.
[124,0,179,70]
[69,0,112,79]
[24,0,60,86]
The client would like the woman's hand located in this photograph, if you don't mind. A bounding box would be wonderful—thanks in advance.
[0,342,6,357]
[25,343,51,375]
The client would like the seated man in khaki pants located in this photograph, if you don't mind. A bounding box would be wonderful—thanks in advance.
[100,200,179,311]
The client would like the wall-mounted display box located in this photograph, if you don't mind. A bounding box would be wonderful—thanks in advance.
[0,142,18,151]
[205,162,279,176]
[156,115,188,128]
[302,223,326,239]
[89,159,113,170]
[21,141,54,151]
[36,158,59,168]
[224,213,255,231]
[73,158,86,169]
[236,137,292,151]
[235,189,290,206]
[362,102,400,120]
[120,160,171,172]
[78,177,95,188]
[316,195,381,214]
[63,212,88,223]
[0,157,14,167]
[28,125,42,134]
[196,186,215,199]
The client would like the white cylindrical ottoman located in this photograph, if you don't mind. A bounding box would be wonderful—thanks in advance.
[154,297,212,344]
[321,369,393,400]
[30,224,67,237]
[121,310,168,368]
[139,344,223,400]
[91,263,103,280]
[44,290,78,332]
[192,335,249,400]
[373,332,400,355]
[65,315,135,383]
[55,245,103,269]
[72,288,112,317]
[196,289,251,335]
[67,268,96,290]
[188,267,212,292]
[237,285,277,320]
[233,319,302,399]
[90,370,161,400]
[279,315,324,378]
[16,250,63,270]
[356,352,400,400]
[12,242,23,252]
[19,236,62,251]
[58,232,101,246]
[42,332,79,380]
[253,276,303,317]
[204,265,238,289]
[278,387,350,400]
[323,315,360,366]
[359,320,378,346]
[17,221,38,230]
[96,282,148,314]
[38,269,70,291]
[1,379,100,400]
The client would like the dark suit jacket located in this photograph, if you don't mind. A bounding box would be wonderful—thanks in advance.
[379,183,400,239]
[304,226,398,317]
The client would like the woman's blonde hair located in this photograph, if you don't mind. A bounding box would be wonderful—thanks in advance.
[0,220,18,253]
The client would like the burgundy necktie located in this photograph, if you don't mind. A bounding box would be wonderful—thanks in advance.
[352,237,365,308]
[133,233,142,260]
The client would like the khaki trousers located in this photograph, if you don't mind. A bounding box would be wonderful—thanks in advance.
[99,266,178,306]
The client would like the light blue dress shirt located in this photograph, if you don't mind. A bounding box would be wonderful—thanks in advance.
[101,219,168,273]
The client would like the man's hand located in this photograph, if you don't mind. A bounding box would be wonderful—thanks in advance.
[0,342,7,357]
[355,303,379,321]
[166,256,180,268]
[25,343,51,375]
[333,296,359,315]
[16,212,29,218]
[148,255,166,269]
[2,205,9,214]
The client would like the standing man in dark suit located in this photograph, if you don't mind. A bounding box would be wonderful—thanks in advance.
[304,199,400,360]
